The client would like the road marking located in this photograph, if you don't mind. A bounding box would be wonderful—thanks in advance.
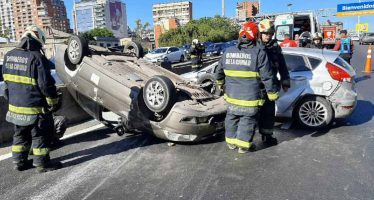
[82,137,149,200]
[0,123,105,162]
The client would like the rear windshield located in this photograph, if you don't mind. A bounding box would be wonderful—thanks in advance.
[334,56,355,74]
[366,33,374,37]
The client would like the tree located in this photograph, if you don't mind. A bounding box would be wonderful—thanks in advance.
[79,27,114,45]
[134,19,151,40]
[159,16,240,47]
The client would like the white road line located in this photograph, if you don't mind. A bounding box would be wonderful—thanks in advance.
[0,123,106,162]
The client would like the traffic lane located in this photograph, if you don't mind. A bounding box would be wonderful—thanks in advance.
[1,112,373,200]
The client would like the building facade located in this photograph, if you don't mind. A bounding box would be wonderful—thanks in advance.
[0,0,16,40]
[12,0,70,40]
[236,1,259,22]
[154,18,178,48]
[73,0,128,38]
[152,1,192,26]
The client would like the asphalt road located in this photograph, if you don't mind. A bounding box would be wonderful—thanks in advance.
[0,43,374,200]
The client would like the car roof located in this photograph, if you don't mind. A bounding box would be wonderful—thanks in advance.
[282,47,339,61]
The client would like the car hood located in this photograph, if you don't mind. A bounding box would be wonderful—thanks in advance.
[145,53,165,59]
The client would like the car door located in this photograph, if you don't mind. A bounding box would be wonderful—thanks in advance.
[169,47,179,62]
[276,53,313,115]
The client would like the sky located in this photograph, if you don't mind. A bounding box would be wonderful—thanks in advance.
[64,0,374,32]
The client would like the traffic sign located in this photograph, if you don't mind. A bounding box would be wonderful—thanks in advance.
[337,1,374,17]
[356,23,369,32]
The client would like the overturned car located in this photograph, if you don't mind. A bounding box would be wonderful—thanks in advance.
[54,36,226,142]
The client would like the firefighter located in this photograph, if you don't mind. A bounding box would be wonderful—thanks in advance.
[215,21,279,153]
[307,32,324,49]
[257,19,290,145]
[1,25,62,173]
[190,39,205,70]
[279,34,298,47]
[333,30,354,64]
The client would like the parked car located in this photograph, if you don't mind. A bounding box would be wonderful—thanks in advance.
[205,43,225,56]
[350,33,360,41]
[359,32,374,45]
[144,47,185,63]
[54,36,226,142]
[180,44,191,60]
[181,48,357,129]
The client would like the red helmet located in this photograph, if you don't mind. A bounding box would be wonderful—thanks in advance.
[239,21,258,41]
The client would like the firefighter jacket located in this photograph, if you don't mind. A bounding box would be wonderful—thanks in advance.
[258,39,290,88]
[215,41,279,107]
[190,43,205,57]
[2,37,58,125]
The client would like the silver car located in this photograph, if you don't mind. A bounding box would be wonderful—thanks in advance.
[360,32,374,45]
[182,48,357,129]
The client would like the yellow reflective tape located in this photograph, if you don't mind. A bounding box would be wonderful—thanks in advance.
[267,92,279,101]
[235,139,252,149]
[3,74,36,85]
[225,137,236,145]
[46,97,59,106]
[224,70,259,78]
[225,138,252,149]
[33,148,49,156]
[12,145,29,153]
[224,94,265,107]
[9,104,43,115]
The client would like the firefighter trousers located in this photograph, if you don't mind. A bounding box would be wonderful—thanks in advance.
[12,113,54,167]
[225,105,258,149]
[259,97,275,136]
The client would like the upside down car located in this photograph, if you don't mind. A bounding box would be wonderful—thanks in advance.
[54,36,226,142]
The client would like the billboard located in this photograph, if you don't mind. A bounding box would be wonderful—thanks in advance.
[108,0,127,38]
[337,1,374,17]
[356,23,369,32]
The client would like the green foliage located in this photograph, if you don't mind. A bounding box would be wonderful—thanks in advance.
[134,19,151,39]
[159,16,240,47]
[79,27,114,45]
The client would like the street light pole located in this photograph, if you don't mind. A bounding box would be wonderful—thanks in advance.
[358,0,361,36]
[222,0,225,17]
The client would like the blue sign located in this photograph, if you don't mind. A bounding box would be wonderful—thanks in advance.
[337,1,374,17]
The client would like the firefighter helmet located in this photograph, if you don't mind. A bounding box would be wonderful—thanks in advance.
[192,39,199,45]
[21,25,46,46]
[239,21,258,41]
[258,19,275,33]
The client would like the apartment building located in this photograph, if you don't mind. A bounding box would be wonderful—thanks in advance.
[0,0,16,40]
[236,1,259,22]
[152,1,192,26]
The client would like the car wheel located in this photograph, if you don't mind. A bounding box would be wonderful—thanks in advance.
[180,55,185,62]
[67,35,89,65]
[123,41,144,58]
[295,96,333,130]
[143,75,176,113]
[197,74,216,94]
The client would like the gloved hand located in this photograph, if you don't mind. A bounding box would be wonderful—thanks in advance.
[281,79,291,92]
[46,93,62,113]
[267,92,279,101]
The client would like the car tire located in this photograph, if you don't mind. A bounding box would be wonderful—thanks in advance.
[180,55,185,62]
[143,75,176,113]
[197,73,216,94]
[294,96,333,130]
[67,35,89,65]
[123,41,144,58]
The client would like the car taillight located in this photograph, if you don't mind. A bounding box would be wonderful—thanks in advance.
[326,62,352,82]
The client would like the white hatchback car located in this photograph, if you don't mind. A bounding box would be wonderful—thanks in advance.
[144,47,186,63]
[182,48,357,129]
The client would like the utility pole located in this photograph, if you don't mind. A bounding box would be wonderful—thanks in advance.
[222,0,225,17]
[358,0,361,36]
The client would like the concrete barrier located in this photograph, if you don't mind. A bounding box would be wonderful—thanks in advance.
[0,85,91,144]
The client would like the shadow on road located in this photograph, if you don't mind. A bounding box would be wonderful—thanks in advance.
[355,75,371,83]
[333,100,374,127]
[55,130,164,168]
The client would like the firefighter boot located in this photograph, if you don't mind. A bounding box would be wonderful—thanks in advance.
[36,161,63,173]
[13,160,33,171]
[262,135,278,146]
